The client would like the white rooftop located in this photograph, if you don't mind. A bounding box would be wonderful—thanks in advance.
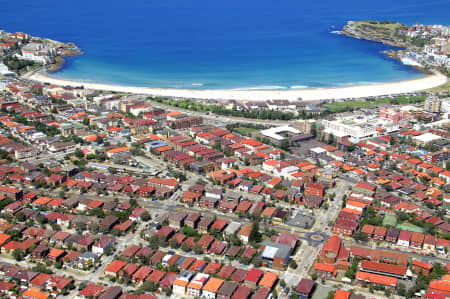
[260,125,301,141]
[262,245,279,259]
[413,132,442,142]
[310,147,327,154]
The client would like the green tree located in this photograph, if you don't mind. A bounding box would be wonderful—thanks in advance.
[140,211,151,221]
[183,226,197,237]
[32,262,53,274]
[353,232,368,242]
[12,249,24,261]
[15,211,26,222]
[169,239,178,249]
[249,220,261,243]
[193,245,203,254]
[397,282,406,297]
[181,242,192,252]
[149,235,159,250]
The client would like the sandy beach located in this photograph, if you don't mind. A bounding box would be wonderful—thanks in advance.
[24,71,448,102]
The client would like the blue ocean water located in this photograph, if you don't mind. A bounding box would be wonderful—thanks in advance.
[1,0,449,89]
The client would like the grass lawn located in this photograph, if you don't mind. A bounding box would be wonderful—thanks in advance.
[396,222,425,233]
[427,80,450,93]
[324,95,426,112]
[353,21,406,33]
[233,127,259,137]
[312,285,334,299]
[383,214,397,227]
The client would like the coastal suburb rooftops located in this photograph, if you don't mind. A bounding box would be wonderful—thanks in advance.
[106,146,130,154]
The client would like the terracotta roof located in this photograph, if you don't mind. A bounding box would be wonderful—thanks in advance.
[355,271,397,287]
[105,260,127,273]
[315,262,335,273]
[360,260,407,276]
[258,271,278,288]
[202,277,224,293]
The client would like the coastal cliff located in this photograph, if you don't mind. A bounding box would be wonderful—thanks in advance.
[45,40,82,73]
[341,21,410,48]
[340,20,449,77]
[0,30,82,75]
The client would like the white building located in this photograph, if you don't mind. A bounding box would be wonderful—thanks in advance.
[263,160,280,172]
[162,253,174,267]
[413,133,442,146]
[14,147,38,159]
[173,271,195,296]
[323,115,399,140]
[187,273,209,297]
[260,125,301,142]
[273,165,299,178]
[18,42,53,64]
[0,63,13,76]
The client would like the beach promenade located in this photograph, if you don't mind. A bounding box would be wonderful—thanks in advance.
[24,71,448,102]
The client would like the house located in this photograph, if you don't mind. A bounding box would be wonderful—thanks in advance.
[132,266,152,283]
[373,226,387,241]
[411,260,433,275]
[244,268,264,289]
[224,222,241,237]
[185,213,201,228]
[187,273,210,297]
[260,241,292,269]
[386,227,400,243]
[355,271,397,289]
[231,285,252,299]
[304,182,325,197]
[304,195,323,209]
[92,236,115,255]
[169,212,187,229]
[359,260,407,279]
[296,278,315,299]
[397,230,412,247]
[205,188,222,200]
[318,235,348,265]
[48,248,65,262]
[146,269,166,284]
[253,287,271,299]
[160,272,178,290]
[410,232,425,250]
[105,260,127,277]
[196,234,215,252]
[259,271,278,289]
[173,271,195,296]
[217,280,239,299]
[202,277,224,299]
[314,263,336,279]
[423,235,436,253]
[237,224,252,244]
[198,217,214,234]
[99,215,119,232]
[98,286,122,299]
[79,284,104,298]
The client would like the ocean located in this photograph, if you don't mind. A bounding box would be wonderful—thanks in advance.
[1,0,449,89]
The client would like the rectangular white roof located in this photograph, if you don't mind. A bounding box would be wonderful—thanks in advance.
[413,133,442,142]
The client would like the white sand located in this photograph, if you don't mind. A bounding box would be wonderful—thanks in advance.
[24,72,448,102]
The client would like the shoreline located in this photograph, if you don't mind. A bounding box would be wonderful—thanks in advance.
[23,71,447,102]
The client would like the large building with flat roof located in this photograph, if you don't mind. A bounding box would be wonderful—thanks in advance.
[323,115,399,141]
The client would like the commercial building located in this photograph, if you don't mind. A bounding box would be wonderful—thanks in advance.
[323,115,398,141]
[424,97,442,113]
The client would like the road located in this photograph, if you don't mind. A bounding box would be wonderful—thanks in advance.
[148,101,291,126]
